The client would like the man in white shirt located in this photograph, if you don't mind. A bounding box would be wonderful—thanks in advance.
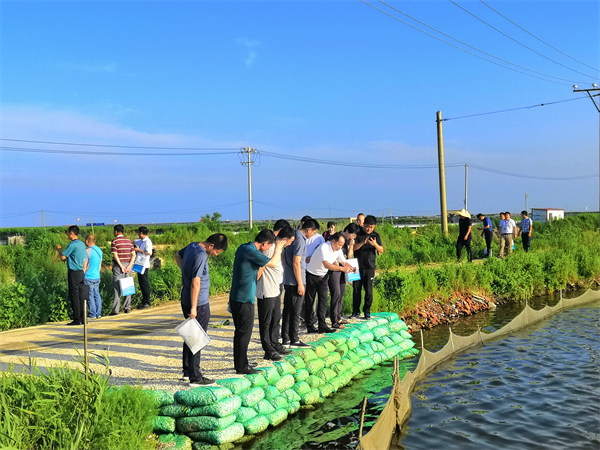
[305,233,356,333]
[499,212,517,258]
[133,226,153,309]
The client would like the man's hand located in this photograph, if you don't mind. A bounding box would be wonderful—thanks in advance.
[528,232,532,237]
[297,283,305,296]
[368,237,377,246]
[464,235,468,241]
[306,256,312,264]
[190,308,197,320]
[276,239,286,250]
[56,245,62,250]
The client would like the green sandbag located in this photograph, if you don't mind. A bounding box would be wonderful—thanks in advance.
[349,364,363,377]
[322,352,341,368]
[217,378,252,395]
[358,343,375,356]
[357,331,375,344]
[292,381,311,396]
[192,442,223,450]
[409,347,419,355]
[400,350,413,359]
[299,388,321,406]
[346,351,360,363]
[267,408,288,427]
[319,383,334,398]
[346,337,359,350]
[363,319,379,330]
[398,339,416,351]
[188,422,245,445]
[293,368,309,382]
[153,416,176,433]
[354,347,368,358]
[388,320,406,333]
[336,371,352,389]
[315,368,336,382]
[273,360,296,376]
[306,374,325,388]
[175,386,233,407]
[371,312,399,321]
[256,367,281,385]
[339,358,354,371]
[159,404,189,418]
[159,433,192,450]
[253,399,276,415]
[177,414,236,433]
[377,336,395,348]
[242,414,269,435]
[287,401,301,415]
[389,333,404,345]
[311,344,329,359]
[372,326,391,339]
[295,348,318,362]
[152,390,175,408]
[244,373,268,388]
[188,396,242,418]
[261,385,281,400]
[274,374,295,392]
[383,346,400,360]
[305,358,325,375]
[268,395,289,410]
[329,362,345,375]
[282,389,301,403]
[320,340,336,352]
[327,334,349,346]
[284,354,306,370]
[400,330,413,340]
[370,341,386,352]
[347,323,369,333]
[371,352,383,365]
[373,317,388,326]
[335,343,349,357]
[239,387,265,407]
[235,406,257,423]
[358,357,375,370]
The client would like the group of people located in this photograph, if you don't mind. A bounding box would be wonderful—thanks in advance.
[455,209,534,263]
[57,224,154,326]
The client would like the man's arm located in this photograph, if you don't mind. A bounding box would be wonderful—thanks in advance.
[529,221,532,237]
[189,277,200,320]
[257,267,265,281]
[125,248,136,272]
[293,255,304,296]
[464,226,472,240]
[346,237,355,258]
[323,260,354,273]
[174,251,184,270]
[56,244,67,261]
[369,236,384,255]
[113,252,125,271]
[264,241,286,268]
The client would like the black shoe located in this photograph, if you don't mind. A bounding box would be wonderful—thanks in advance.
[290,341,310,348]
[190,376,215,386]
[281,339,291,346]
[236,366,260,375]
[306,326,319,334]
[363,314,371,320]
[67,321,82,326]
[318,326,335,334]
[264,352,283,361]
[109,312,119,316]
[249,361,258,368]
[275,346,291,355]
[140,304,151,310]
[331,323,341,329]
[350,313,360,319]
[124,309,131,314]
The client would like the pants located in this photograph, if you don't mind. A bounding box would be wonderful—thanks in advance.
[281,285,303,344]
[522,233,531,253]
[305,272,330,329]
[257,294,282,355]
[457,236,472,262]
[85,278,102,318]
[112,264,132,314]
[353,268,375,316]
[328,271,346,325]
[181,303,210,382]
[483,230,493,258]
[138,269,152,306]
[230,301,255,371]
[500,234,514,258]
[68,270,87,324]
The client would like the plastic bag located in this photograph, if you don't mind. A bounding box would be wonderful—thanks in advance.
[319,383,334,398]
[371,326,390,340]
[175,386,233,407]
[159,404,189,418]
[311,344,329,359]
[305,358,325,375]
[292,381,311,396]
[152,390,175,408]
[260,385,281,400]
[275,374,295,392]
[176,414,236,433]
[346,337,359,351]
[268,395,289,411]
[306,374,325,389]
[235,406,257,423]
[400,330,413,340]
[299,388,321,405]
[242,414,269,435]
[335,343,349,357]
[256,367,281,385]
[282,388,301,403]
[187,422,244,445]
[345,351,360,364]
[315,368,337,382]
[357,331,375,344]
[253,399,275,415]
[287,400,301,415]
[377,336,395,348]
[267,408,288,427]
[273,361,296,376]
[284,354,306,370]
[293,368,309,382]
[322,352,341,368]
[239,387,265,408]
[295,348,318,363]
[244,373,268,388]
[153,416,176,433]
[188,396,242,418]
[217,378,252,395]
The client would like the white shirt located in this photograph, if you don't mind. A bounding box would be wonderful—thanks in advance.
[256,245,283,299]
[502,219,517,234]
[307,242,346,277]
[306,234,325,258]
[134,236,153,269]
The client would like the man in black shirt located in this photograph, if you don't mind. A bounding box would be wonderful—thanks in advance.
[351,215,384,320]
[457,209,472,263]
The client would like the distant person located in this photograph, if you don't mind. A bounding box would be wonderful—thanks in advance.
[351,215,384,320]
[281,218,320,348]
[111,225,135,315]
[83,235,103,319]
[230,230,286,374]
[329,223,360,328]
[56,225,88,326]
[456,209,472,263]
[175,233,228,386]
[256,225,295,361]
[356,213,365,232]
[519,211,533,253]
[299,215,312,229]
[497,212,506,256]
[499,212,517,258]
[323,222,336,241]
[305,232,357,333]
[133,226,153,310]
[477,213,493,258]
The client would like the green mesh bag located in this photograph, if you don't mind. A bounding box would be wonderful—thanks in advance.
[320,340,336,352]
[273,361,296,376]
[175,386,233,407]
[329,376,343,391]
[159,404,189,418]
[244,373,268,388]
[329,362,345,375]
[371,352,383,365]
[373,318,388,326]
[192,442,224,450]
[322,352,341,367]
[268,395,289,410]
[284,354,306,370]
[398,339,415,351]
[253,399,276,415]
[354,347,368,358]
[256,367,281,385]
[359,343,375,356]
[274,374,295,393]
[335,343,349,357]
[327,333,350,346]
[357,331,375,344]
[346,337,359,350]
[152,390,175,408]
[319,383,334,398]
[347,323,369,333]
[339,358,354,370]
[363,319,379,330]
[400,350,413,359]
[292,381,311,396]
[305,358,325,375]
[383,346,400,360]
[371,312,399,321]
[267,408,288,427]
[311,344,329,359]
[260,385,281,400]
[295,348,318,363]
[389,333,404,345]
[346,351,360,363]
[299,388,321,406]
[306,374,325,389]
[153,416,176,433]
[287,401,301,415]
[217,378,252,395]
[315,368,336,382]
[409,347,419,355]
[239,387,265,407]
[359,357,375,370]
[349,364,363,377]
[242,414,269,435]
[282,389,301,403]
[187,422,244,445]
[400,330,413,340]
[338,370,353,387]
[188,396,242,418]
[235,407,257,423]
[176,414,236,433]
[158,433,192,450]
[388,320,406,333]
[293,368,309,382]
[371,326,390,339]
[377,336,395,348]
[370,341,386,352]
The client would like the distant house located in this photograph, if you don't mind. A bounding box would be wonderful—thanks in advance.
[531,208,564,223]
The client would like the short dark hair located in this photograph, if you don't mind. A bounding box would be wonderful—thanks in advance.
[344,223,361,235]
[273,219,291,232]
[68,225,80,236]
[205,233,228,251]
[500,212,506,216]
[327,221,335,229]
[277,226,295,241]
[357,213,365,218]
[505,211,511,215]
[300,215,312,224]
[364,215,377,226]
[301,218,320,231]
[255,229,276,244]
[477,213,484,218]
[521,210,528,216]
[331,232,345,242]
[138,226,149,235]
[114,224,124,233]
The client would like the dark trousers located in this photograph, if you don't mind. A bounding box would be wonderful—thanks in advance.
[457,236,472,262]
[257,294,282,355]
[138,270,152,305]
[483,230,493,258]
[181,303,210,382]
[305,272,330,329]
[281,285,303,344]
[522,233,531,253]
[230,301,255,371]
[353,269,375,316]
[328,271,346,325]
[68,269,87,324]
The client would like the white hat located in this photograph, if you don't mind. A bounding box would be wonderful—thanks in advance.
[458,208,471,218]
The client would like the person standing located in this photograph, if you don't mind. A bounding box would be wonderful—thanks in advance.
[83,235,103,319]
[175,233,228,386]
[323,222,336,241]
[133,226,153,310]
[477,213,493,258]
[230,230,287,374]
[520,211,533,253]
[351,215,384,320]
[356,213,365,231]
[111,225,135,315]
[499,212,517,258]
[56,225,88,326]
[328,222,359,329]
[456,209,472,263]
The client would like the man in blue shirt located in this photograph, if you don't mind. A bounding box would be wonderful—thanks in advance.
[175,233,228,386]
[477,213,493,258]
[56,225,88,326]
[83,235,103,319]
[519,210,533,253]
[230,229,287,374]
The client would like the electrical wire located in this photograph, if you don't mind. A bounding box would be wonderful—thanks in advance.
[449,0,599,80]
[0,138,239,151]
[0,211,41,219]
[0,146,239,156]
[469,164,597,181]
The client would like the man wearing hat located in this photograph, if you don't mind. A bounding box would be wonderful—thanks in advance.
[456,209,472,263]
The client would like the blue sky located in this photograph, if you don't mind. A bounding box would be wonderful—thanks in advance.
[1,1,598,228]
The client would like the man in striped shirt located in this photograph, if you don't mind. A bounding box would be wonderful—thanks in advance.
[111,224,135,315]
[519,211,533,253]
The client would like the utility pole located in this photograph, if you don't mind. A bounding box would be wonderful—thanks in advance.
[389,207,393,225]
[525,193,529,213]
[436,111,449,237]
[41,210,45,232]
[382,210,385,225]
[240,147,258,229]
[464,163,469,211]
[573,84,600,231]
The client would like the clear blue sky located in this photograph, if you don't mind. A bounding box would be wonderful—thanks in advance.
[1,1,598,227]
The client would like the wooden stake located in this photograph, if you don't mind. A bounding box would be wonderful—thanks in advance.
[84,301,88,380]
[359,395,367,438]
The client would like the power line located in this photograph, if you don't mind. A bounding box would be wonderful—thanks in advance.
[0,146,239,157]
[43,202,248,218]
[469,164,597,181]
[0,138,239,151]
[449,0,598,80]
[479,0,599,73]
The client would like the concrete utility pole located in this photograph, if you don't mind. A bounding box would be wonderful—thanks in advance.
[525,193,529,213]
[41,210,45,232]
[464,163,469,211]
[389,207,393,224]
[240,147,258,229]
[436,111,449,237]
[573,84,600,231]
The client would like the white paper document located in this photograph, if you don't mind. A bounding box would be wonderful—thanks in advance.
[175,317,211,354]
[345,258,360,283]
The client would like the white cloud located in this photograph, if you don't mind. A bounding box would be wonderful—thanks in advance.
[235,38,261,67]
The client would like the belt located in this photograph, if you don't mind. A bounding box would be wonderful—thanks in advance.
[502,233,512,235]
[307,271,328,280]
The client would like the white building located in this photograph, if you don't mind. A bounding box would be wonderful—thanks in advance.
[531,208,565,223]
